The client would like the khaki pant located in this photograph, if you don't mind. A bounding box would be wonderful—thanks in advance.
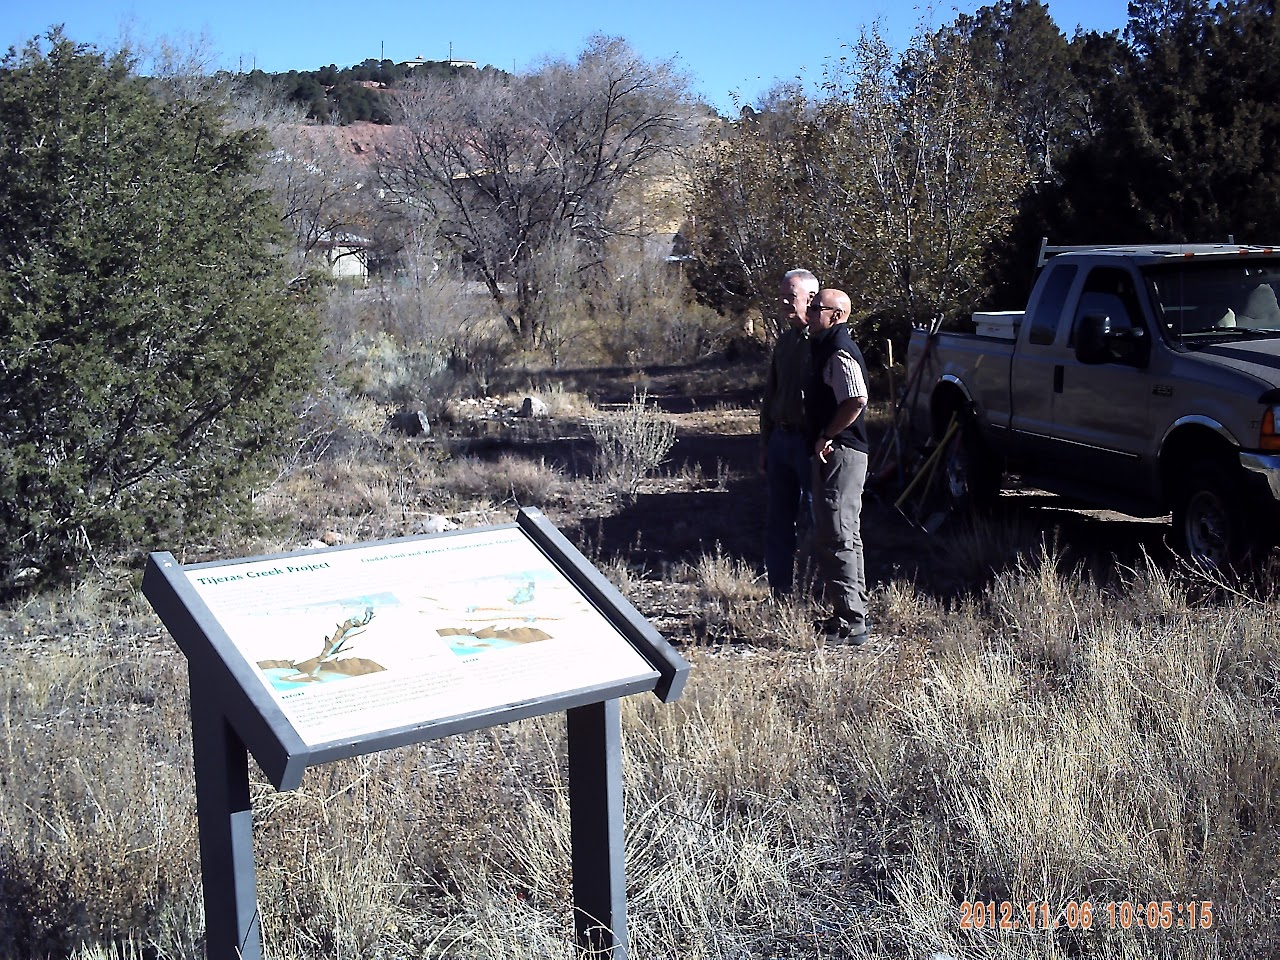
[811,446,868,627]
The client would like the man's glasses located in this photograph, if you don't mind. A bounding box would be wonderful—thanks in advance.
[807,303,838,314]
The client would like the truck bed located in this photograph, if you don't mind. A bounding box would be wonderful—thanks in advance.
[906,326,1016,438]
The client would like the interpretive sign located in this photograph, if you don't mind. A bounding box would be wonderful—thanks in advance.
[144,507,688,960]
[180,521,659,748]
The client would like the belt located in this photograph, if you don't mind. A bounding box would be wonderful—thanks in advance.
[775,422,806,433]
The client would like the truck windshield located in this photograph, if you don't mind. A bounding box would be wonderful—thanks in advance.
[1146,262,1280,344]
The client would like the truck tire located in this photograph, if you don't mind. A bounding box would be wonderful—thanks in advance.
[941,413,1001,513]
[1171,461,1251,570]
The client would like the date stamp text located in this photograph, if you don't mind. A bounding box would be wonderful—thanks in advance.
[957,900,1214,931]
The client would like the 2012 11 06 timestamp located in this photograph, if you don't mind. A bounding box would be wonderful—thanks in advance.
[957,899,1215,931]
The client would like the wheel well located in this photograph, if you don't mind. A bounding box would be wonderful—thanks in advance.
[1158,425,1238,508]
[928,382,972,440]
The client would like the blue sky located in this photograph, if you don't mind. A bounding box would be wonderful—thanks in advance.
[7,1,1133,114]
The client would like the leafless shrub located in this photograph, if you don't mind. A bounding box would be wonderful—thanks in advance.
[528,383,597,420]
[596,554,643,596]
[589,392,676,495]
[319,273,494,408]
[583,262,737,366]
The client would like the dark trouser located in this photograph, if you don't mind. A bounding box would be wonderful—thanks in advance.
[764,427,813,595]
[811,446,868,626]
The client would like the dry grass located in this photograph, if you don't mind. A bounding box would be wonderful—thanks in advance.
[4,547,1276,959]
[3,317,1278,958]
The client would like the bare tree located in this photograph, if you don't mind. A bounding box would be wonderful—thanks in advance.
[267,125,372,268]
[686,88,813,338]
[227,83,379,273]
[379,36,699,343]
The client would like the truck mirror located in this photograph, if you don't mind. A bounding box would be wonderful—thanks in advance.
[1076,314,1149,366]
[1109,325,1148,364]
[1075,313,1112,364]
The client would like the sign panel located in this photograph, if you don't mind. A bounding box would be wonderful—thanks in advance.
[146,509,685,960]
[179,525,659,749]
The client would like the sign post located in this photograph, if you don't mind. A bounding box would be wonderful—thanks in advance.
[567,698,627,955]
[144,507,687,959]
[187,682,261,960]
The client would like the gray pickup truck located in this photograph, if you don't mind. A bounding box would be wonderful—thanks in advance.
[906,242,1280,567]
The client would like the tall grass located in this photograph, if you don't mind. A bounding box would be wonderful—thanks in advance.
[2,548,1276,958]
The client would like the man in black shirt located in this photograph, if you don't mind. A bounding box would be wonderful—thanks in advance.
[759,269,819,597]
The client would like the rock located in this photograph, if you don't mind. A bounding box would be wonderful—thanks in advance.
[387,409,430,437]
[416,514,455,534]
[12,567,41,587]
[518,396,549,418]
[321,530,343,546]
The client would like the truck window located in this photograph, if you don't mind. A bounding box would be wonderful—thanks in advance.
[1027,264,1076,345]
[1146,263,1280,339]
[1069,267,1144,345]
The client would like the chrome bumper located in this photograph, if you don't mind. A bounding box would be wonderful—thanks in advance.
[1240,451,1280,500]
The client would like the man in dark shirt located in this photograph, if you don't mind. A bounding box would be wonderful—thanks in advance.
[804,288,870,645]
[760,268,819,597]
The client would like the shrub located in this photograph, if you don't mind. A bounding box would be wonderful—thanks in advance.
[587,261,738,365]
[0,33,318,589]
[589,392,677,495]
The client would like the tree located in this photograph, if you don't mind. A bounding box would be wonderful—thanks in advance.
[950,0,1083,180]
[686,88,813,332]
[379,36,699,344]
[0,32,318,589]
[688,29,1027,340]
[266,125,371,268]
[1030,0,1280,245]
[816,28,1029,332]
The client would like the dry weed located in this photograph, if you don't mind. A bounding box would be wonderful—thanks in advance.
[435,454,567,510]
[589,392,677,496]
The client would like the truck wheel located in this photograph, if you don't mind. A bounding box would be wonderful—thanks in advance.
[1172,462,1250,570]
[941,414,1000,513]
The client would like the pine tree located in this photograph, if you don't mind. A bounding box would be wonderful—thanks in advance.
[0,32,318,588]
[1044,0,1280,242]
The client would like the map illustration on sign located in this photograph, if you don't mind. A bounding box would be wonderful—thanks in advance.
[255,571,569,691]
[183,527,658,748]
[258,605,384,689]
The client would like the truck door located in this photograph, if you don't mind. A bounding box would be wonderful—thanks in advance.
[1050,266,1154,494]
[1008,263,1078,465]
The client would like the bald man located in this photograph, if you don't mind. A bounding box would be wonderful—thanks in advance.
[803,288,870,645]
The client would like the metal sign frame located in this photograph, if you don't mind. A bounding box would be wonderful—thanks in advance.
[143,507,688,959]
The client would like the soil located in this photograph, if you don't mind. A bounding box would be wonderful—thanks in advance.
[502,357,1181,604]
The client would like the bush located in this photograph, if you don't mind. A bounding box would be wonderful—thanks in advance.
[0,33,318,589]
[589,391,677,495]
[588,261,738,365]
[539,259,738,368]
